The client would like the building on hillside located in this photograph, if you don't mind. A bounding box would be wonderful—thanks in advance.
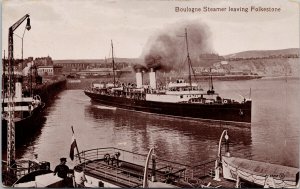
[53,60,132,73]
[77,66,133,78]
[37,65,63,76]
[34,56,53,66]
[78,68,116,77]
[54,62,91,72]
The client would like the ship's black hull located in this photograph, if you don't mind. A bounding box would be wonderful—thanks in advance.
[2,104,45,148]
[2,79,66,149]
[84,91,251,126]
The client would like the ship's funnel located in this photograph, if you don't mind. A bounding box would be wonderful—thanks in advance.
[136,69,143,88]
[15,82,22,99]
[149,68,156,89]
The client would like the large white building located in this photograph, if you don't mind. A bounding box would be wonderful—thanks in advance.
[37,65,63,76]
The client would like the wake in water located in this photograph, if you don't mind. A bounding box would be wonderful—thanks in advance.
[93,105,117,110]
[65,95,91,102]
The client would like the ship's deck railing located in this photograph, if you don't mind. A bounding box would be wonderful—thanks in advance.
[74,147,217,183]
[2,160,41,186]
[188,159,216,179]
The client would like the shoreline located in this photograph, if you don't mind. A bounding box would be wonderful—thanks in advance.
[260,75,300,80]
[193,75,262,81]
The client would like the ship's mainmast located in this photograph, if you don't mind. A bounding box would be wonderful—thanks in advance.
[185,28,192,88]
[7,14,31,168]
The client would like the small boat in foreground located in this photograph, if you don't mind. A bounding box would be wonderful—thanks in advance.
[71,129,299,188]
[221,156,299,188]
[214,130,300,188]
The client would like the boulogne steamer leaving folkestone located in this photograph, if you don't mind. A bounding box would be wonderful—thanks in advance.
[84,30,252,125]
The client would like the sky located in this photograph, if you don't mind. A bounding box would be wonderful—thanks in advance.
[2,0,299,60]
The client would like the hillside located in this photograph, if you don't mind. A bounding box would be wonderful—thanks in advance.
[224,48,300,76]
[225,48,299,59]
[228,58,300,76]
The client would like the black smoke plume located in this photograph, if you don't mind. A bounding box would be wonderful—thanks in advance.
[132,64,148,72]
[141,20,213,72]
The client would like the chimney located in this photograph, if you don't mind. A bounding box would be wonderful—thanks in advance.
[136,69,143,88]
[149,68,156,89]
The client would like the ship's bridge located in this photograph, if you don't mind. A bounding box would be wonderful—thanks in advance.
[167,80,203,95]
[92,83,105,89]
[167,79,198,88]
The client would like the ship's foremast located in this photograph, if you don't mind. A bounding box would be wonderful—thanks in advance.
[111,40,116,87]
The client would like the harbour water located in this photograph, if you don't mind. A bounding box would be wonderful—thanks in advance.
[9,78,300,169]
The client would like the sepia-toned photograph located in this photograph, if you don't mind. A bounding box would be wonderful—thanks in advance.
[1,0,299,187]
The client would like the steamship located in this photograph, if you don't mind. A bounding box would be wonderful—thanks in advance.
[2,78,45,146]
[84,69,251,125]
[84,33,251,125]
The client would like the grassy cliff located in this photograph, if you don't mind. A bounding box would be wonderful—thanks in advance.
[225,48,300,76]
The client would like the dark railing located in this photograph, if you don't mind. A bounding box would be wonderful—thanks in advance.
[74,147,217,183]
[188,159,216,178]
[2,159,41,186]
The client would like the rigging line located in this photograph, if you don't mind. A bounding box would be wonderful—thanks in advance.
[183,46,197,82]
[206,65,251,98]
[178,39,187,74]
[176,32,199,85]
[180,57,187,71]
[174,33,189,79]
[223,82,249,98]
[176,49,187,78]
[178,57,188,78]
[189,59,199,84]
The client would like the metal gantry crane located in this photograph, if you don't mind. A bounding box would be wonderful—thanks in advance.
[6,14,31,168]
